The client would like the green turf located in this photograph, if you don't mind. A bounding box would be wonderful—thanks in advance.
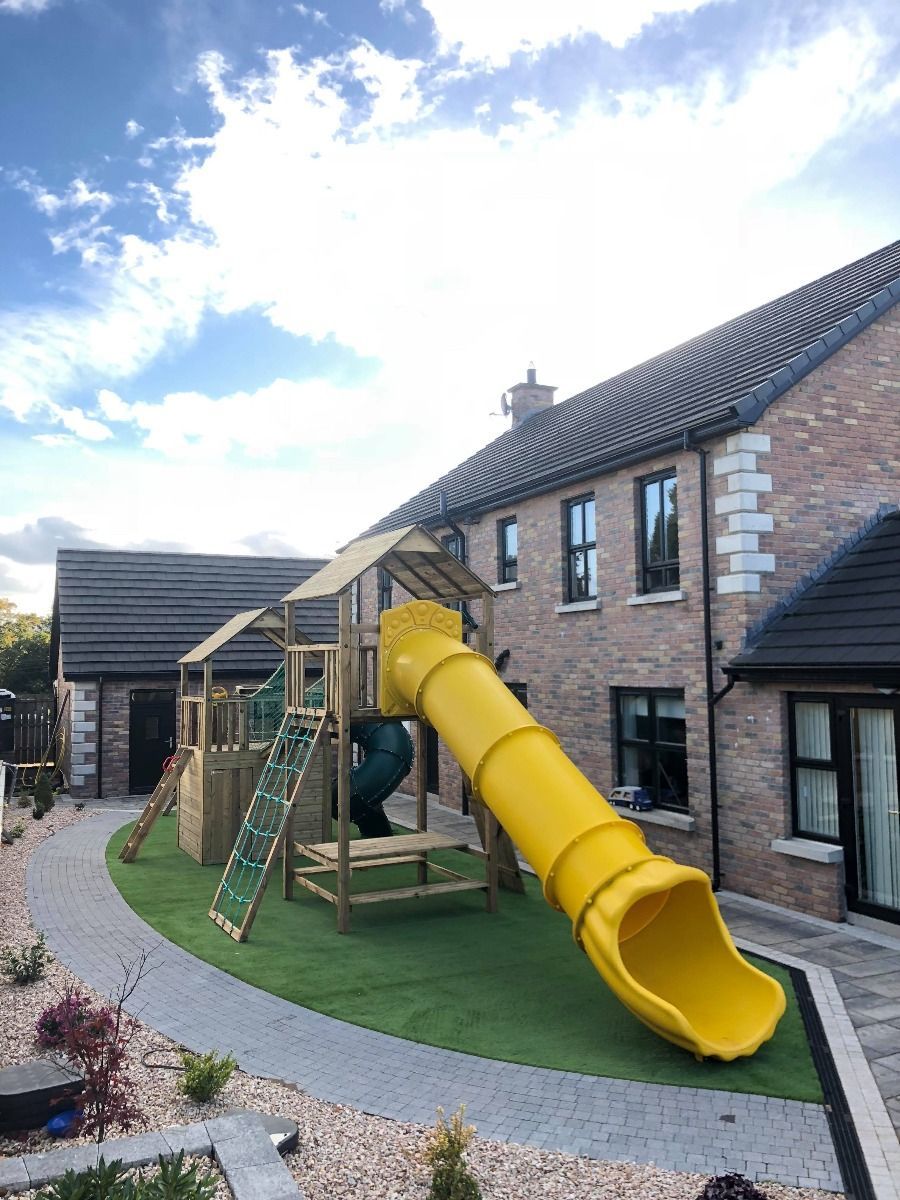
[107,817,822,1102]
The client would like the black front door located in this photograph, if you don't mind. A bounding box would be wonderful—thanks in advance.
[129,689,176,793]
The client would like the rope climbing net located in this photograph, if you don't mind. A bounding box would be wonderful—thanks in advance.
[246,664,326,744]
[210,707,324,936]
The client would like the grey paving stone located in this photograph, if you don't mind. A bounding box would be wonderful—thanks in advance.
[96,1132,171,1169]
[0,1156,30,1193]
[206,1113,261,1143]
[23,1142,100,1187]
[160,1121,213,1158]
[214,1125,283,1172]
[224,1162,303,1200]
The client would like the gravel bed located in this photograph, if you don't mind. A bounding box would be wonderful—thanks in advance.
[1,807,843,1200]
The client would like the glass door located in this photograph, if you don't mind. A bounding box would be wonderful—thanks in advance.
[847,705,900,918]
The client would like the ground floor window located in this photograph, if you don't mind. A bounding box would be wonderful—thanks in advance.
[616,688,688,810]
[789,698,839,840]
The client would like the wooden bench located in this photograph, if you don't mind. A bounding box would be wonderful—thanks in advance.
[290,830,496,908]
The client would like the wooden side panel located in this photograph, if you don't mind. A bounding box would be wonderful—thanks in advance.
[293,742,329,844]
[177,754,205,864]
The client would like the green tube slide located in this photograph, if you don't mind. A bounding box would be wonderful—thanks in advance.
[331,721,414,838]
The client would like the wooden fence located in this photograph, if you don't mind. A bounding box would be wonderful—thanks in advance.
[13,699,55,765]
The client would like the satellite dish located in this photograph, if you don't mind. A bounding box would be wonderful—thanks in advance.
[500,392,510,417]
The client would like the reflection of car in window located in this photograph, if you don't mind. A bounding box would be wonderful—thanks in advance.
[609,785,654,812]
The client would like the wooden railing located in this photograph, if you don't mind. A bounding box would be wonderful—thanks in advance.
[285,645,339,712]
[180,697,252,752]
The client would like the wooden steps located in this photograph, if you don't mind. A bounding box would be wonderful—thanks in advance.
[118,750,192,862]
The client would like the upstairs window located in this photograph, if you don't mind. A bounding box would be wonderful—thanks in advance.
[617,688,688,810]
[641,472,679,592]
[377,566,393,614]
[566,495,596,601]
[498,517,518,583]
[442,531,464,561]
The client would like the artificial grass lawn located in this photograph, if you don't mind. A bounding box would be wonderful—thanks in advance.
[107,816,822,1102]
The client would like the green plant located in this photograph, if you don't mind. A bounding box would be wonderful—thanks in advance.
[697,1175,769,1200]
[17,794,31,808]
[9,820,25,839]
[424,1106,481,1200]
[177,1049,236,1103]
[35,772,55,814]
[37,1157,134,1200]
[141,1151,217,1200]
[1,931,51,983]
[33,804,45,819]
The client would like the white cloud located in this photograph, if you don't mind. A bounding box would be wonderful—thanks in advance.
[419,0,721,66]
[49,403,113,441]
[295,4,328,24]
[12,172,114,218]
[0,232,218,422]
[0,0,54,13]
[125,119,144,139]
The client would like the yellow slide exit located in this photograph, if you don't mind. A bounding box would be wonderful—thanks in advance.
[379,600,785,1060]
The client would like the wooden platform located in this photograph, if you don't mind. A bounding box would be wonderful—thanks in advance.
[291,830,496,909]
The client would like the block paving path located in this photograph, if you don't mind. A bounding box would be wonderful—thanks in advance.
[25,806,845,1191]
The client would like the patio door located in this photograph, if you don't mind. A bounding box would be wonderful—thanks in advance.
[842,702,900,920]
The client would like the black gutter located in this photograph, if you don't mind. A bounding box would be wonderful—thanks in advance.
[687,436,724,891]
[96,674,104,800]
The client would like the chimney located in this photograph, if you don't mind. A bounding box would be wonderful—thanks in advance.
[503,362,556,429]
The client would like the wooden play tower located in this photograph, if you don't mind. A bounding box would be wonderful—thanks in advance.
[208,525,521,941]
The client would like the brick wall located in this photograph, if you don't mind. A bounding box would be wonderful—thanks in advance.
[61,673,267,799]
[356,310,900,922]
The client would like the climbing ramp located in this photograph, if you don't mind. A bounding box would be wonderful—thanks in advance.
[118,750,192,863]
[209,710,328,941]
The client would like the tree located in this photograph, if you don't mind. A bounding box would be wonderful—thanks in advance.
[0,599,51,695]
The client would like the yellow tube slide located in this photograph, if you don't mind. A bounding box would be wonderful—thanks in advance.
[379,600,785,1060]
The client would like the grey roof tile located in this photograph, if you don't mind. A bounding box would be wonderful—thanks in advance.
[729,510,900,681]
[53,550,337,679]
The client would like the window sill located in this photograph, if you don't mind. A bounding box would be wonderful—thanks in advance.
[492,581,519,593]
[554,599,600,614]
[626,589,687,606]
[770,837,844,865]
[624,808,695,833]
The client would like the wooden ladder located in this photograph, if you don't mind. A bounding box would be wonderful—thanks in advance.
[118,749,192,863]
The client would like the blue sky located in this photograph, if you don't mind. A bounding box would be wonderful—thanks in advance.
[1,0,899,612]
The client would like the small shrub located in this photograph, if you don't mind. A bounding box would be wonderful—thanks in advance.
[17,794,31,808]
[177,1049,236,1103]
[33,804,45,820]
[37,993,113,1050]
[424,1106,481,1200]
[141,1151,217,1200]
[697,1174,769,1200]
[36,1152,217,1200]
[10,820,25,839]
[35,773,55,814]
[37,1156,132,1200]
[1,932,52,983]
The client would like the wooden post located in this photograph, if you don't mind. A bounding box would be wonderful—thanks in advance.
[285,601,296,708]
[202,661,213,751]
[336,589,352,934]
[416,719,428,885]
[485,805,499,913]
[283,799,294,900]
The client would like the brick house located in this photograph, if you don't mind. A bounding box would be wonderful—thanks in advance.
[51,550,336,798]
[357,237,900,927]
